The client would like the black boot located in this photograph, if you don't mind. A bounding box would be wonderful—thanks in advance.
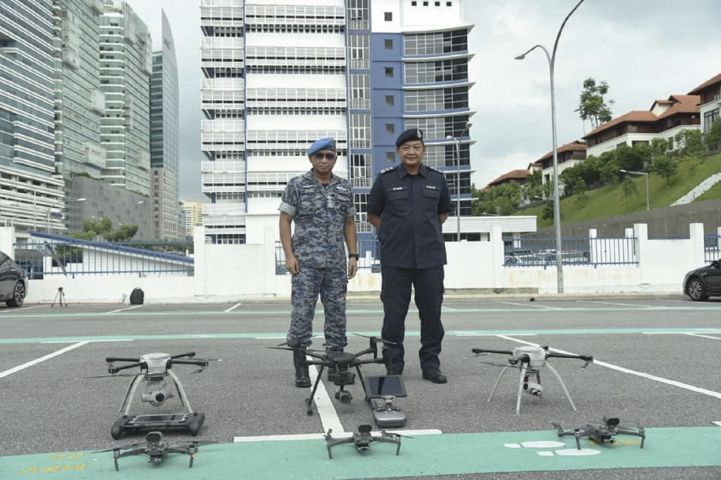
[293,349,310,388]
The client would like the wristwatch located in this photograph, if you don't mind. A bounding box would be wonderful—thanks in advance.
[348,253,359,260]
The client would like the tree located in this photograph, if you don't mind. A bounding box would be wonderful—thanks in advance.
[705,120,721,153]
[652,156,678,186]
[73,216,138,242]
[621,178,638,199]
[576,77,615,130]
[675,129,703,157]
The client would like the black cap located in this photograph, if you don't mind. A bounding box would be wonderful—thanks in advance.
[395,128,424,148]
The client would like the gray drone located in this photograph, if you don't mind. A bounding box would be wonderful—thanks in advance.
[553,417,646,449]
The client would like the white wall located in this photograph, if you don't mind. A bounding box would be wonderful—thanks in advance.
[10,222,715,303]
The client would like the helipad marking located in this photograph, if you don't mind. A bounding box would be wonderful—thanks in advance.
[0,342,88,379]
[498,335,721,400]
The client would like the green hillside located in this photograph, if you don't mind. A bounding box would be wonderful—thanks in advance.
[519,153,721,228]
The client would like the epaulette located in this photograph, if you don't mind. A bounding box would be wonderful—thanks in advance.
[380,166,397,174]
[426,165,442,173]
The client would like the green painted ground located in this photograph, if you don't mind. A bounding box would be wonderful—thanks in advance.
[1,427,719,479]
[0,327,720,345]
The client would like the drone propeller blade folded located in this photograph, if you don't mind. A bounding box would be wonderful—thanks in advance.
[93,442,145,453]
[382,431,413,439]
[352,333,399,346]
[85,373,137,379]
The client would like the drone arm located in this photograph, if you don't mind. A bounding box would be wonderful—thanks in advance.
[170,352,196,359]
[170,359,210,367]
[471,348,513,355]
[105,356,140,363]
[108,362,145,374]
[114,447,147,459]
[546,352,594,366]
[615,426,646,448]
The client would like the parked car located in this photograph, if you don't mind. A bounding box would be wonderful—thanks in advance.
[0,250,27,307]
[683,260,721,301]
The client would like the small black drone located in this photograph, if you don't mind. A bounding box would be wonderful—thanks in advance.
[472,345,593,414]
[95,431,214,470]
[100,352,215,438]
[324,424,405,459]
[553,417,646,450]
[271,335,407,427]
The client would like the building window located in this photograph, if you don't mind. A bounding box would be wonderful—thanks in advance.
[446,1,452,5]
[384,39,393,49]
[384,12,392,21]
[435,1,440,5]
[423,1,429,5]
[384,67,394,78]
[386,152,395,162]
[385,95,394,106]
[385,123,395,134]
[411,0,417,5]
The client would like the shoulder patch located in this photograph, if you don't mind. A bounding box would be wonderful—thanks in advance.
[380,167,397,174]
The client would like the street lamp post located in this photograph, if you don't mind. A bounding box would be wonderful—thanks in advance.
[620,169,650,210]
[515,0,585,294]
[446,122,472,242]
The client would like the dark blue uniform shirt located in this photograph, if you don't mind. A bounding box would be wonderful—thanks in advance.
[367,164,452,269]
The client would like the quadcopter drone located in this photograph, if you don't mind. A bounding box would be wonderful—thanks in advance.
[102,352,214,439]
[553,417,646,450]
[95,431,213,470]
[324,424,404,459]
[472,345,593,414]
[271,335,408,427]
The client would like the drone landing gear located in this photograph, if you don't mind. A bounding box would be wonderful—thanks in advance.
[112,413,205,440]
[487,361,576,415]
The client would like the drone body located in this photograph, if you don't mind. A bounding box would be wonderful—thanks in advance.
[324,425,403,459]
[96,431,209,471]
[554,417,646,450]
[104,352,212,438]
[472,345,593,414]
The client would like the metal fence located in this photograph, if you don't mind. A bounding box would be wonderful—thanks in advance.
[504,235,638,268]
[705,234,720,262]
[14,233,194,278]
[275,238,381,275]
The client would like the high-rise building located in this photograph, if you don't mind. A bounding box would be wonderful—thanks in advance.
[181,201,204,239]
[150,10,180,240]
[53,0,107,232]
[0,0,65,232]
[99,0,152,196]
[198,0,473,244]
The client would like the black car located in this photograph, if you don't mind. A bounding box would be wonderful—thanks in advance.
[0,250,27,307]
[684,260,721,301]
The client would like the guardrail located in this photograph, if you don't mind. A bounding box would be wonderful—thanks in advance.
[504,235,638,268]
[705,234,720,262]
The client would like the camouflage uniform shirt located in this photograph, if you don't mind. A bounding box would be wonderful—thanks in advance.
[279,170,356,268]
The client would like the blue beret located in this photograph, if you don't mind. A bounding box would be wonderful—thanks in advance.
[308,137,336,156]
[395,128,424,148]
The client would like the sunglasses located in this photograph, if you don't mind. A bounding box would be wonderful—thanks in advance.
[313,152,337,161]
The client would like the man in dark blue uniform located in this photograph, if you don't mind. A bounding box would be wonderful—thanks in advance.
[367,128,452,384]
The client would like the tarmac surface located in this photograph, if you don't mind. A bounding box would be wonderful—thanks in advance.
[2,295,721,479]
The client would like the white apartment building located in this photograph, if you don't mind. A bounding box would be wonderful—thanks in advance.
[99,0,152,196]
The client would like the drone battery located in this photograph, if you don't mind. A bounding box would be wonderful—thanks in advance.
[372,410,407,428]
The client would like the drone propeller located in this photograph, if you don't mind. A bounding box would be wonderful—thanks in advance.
[85,373,138,379]
[93,442,145,453]
[352,334,399,346]
[381,431,413,439]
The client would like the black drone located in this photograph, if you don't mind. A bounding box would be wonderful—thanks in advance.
[472,345,593,414]
[553,417,646,450]
[94,431,214,471]
[324,424,404,459]
[271,335,391,413]
[100,352,215,438]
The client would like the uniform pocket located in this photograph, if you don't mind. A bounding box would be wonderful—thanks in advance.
[387,189,410,216]
[421,188,440,212]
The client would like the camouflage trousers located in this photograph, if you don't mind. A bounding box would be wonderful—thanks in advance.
[287,265,348,350]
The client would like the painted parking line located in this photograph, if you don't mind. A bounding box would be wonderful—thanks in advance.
[497,335,721,400]
[104,305,144,314]
[0,342,88,379]
[496,301,554,309]
[224,302,243,313]
[3,427,721,479]
[685,332,721,340]
[306,362,344,434]
[585,300,655,308]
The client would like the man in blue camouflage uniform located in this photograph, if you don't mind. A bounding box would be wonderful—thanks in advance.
[367,128,452,384]
[279,137,359,387]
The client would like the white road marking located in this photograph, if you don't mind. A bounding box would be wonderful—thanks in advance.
[585,300,652,308]
[497,335,721,400]
[105,305,144,314]
[12,305,47,311]
[233,429,442,443]
[685,333,721,340]
[41,339,133,344]
[224,302,243,313]
[497,301,554,309]
[712,421,721,427]
[307,363,344,434]
[0,342,88,379]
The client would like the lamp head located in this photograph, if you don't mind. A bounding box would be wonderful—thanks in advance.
[514,54,526,60]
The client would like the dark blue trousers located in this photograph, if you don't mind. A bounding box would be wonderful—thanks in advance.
[380,265,445,372]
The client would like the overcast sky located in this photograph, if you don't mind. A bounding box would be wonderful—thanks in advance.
[125,0,721,201]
